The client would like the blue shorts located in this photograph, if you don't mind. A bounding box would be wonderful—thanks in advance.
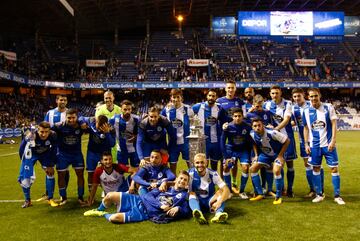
[227,150,251,165]
[169,143,189,164]
[299,142,310,158]
[86,151,101,172]
[285,136,297,161]
[117,151,140,167]
[18,156,54,183]
[308,147,339,167]
[142,142,167,159]
[206,142,222,161]
[198,195,223,213]
[57,152,84,171]
[257,154,276,168]
[117,193,149,223]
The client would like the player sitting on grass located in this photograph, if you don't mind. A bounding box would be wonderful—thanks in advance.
[18,121,58,208]
[133,150,176,196]
[84,151,136,207]
[188,153,230,224]
[249,118,290,204]
[84,170,191,224]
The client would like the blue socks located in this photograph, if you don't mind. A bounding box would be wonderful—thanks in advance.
[266,170,274,192]
[138,186,148,196]
[104,213,113,221]
[22,187,30,201]
[98,201,107,211]
[287,168,295,193]
[312,171,322,195]
[240,172,248,193]
[251,173,264,195]
[275,174,283,198]
[332,172,341,197]
[215,202,225,214]
[189,196,200,211]
[305,166,314,190]
[78,186,84,199]
[46,175,55,199]
[223,172,231,192]
[59,187,67,198]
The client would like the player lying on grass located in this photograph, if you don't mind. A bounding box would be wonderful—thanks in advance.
[83,151,137,207]
[133,149,175,196]
[84,170,191,224]
[188,153,230,224]
[18,121,59,208]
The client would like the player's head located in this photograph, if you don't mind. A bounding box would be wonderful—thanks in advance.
[244,87,255,102]
[270,85,282,102]
[206,89,217,106]
[65,108,78,126]
[56,94,67,110]
[38,121,51,140]
[193,153,207,175]
[104,90,115,108]
[251,118,265,134]
[120,100,133,119]
[149,150,163,166]
[174,170,190,190]
[252,94,264,111]
[225,80,236,98]
[170,89,183,107]
[148,106,161,126]
[101,151,113,168]
[96,115,108,129]
[307,88,321,108]
[232,107,244,124]
[292,88,305,105]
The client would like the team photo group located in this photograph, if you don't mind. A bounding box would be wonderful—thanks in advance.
[18,79,345,226]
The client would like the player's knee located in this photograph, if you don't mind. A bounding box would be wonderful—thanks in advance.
[331,167,338,173]
[313,166,321,172]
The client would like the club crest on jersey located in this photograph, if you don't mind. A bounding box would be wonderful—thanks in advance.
[100,134,105,139]
[233,136,244,145]
[171,119,183,128]
[273,114,283,122]
[45,140,51,145]
[158,172,163,179]
[242,129,247,135]
[176,193,182,199]
[205,116,217,126]
[263,115,268,120]
[311,120,326,130]
[75,130,80,135]
[261,146,272,154]
[157,126,162,132]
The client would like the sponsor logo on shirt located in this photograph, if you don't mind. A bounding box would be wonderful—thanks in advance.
[273,114,284,122]
[311,120,326,131]
[205,116,217,126]
[171,118,183,128]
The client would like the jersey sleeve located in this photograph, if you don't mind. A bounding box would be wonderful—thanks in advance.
[44,111,50,122]
[187,105,194,118]
[133,167,150,186]
[328,104,338,120]
[92,168,103,184]
[284,101,292,118]
[136,123,145,160]
[271,130,288,144]
[116,163,129,173]
[302,110,308,127]
[192,103,201,115]
[212,171,226,189]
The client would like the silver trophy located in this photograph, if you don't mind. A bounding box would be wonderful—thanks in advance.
[186,115,207,167]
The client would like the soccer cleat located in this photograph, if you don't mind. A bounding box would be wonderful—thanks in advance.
[48,199,59,207]
[59,196,68,206]
[78,197,87,205]
[192,209,208,225]
[273,198,282,205]
[266,191,276,197]
[334,197,345,205]
[287,191,295,198]
[312,195,325,203]
[210,212,228,224]
[304,191,316,198]
[239,192,249,200]
[21,200,33,208]
[84,209,108,217]
[249,195,264,201]
[36,194,48,202]
[231,185,240,195]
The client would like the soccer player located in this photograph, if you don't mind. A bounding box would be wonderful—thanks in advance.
[52,108,85,205]
[18,121,58,208]
[80,115,116,192]
[221,108,252,199]
[216,79,244,194]
[133,150,176,196]
[245,94,275,127]
[192,89,227,171]
[302,88,345,205]
[264,85,297,197]
[242,87,255,116]
[84,170,191,224]
[85,152,136,206]
[161,89,194,174]
[95,90,121,118]
[188,153,230,224]
[291,88,322,198]
[109,100,140,168]
[249,118,290,204]
[136,106,173,164]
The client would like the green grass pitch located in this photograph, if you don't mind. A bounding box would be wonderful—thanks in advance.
[0,132,359,241]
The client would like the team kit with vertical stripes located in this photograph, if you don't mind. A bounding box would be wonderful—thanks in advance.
[18,88,346,224]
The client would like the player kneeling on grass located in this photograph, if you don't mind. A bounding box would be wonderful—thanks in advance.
[249,118,289,205]
[133,150,175,196]
[188,153,230,224]
[18,121,59,208]
[83,151,137,207]
[84,170,191,224]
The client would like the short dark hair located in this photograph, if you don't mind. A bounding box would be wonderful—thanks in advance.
[206,89,218,96]
[170,89,182,97]
[226,79,236,85]
[56,94,67,100]
[307,88,321,94]
[178,170,190,179]
[270,85,281,91]
[38,121,51,129]
[97,115,108,126]
[292,88,304,95]
[232,107,243,116]
[251,117,263,125]
[102,151,112,158]
[151,149,161,155]
[148,106,161,114]
[120,99,133,106]
[66,108,78,115]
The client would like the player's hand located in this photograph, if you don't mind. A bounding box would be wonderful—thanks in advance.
[275,156,285,166]
[266,124,274,129]
[166,207,179,217]
[99,123,111,133]
[251,155,258,163]
[305,143,311,155]
[127,134,136,143]
[159,181,167,192]
[128,186,136,194]
[160,205,171,212]
[248,106,256,113]
[210,200,222,213]
[150,182,158,189]
[139,158,149,167]
[80,123,88,130]
[222,122,229,130]
[328,140,336,152]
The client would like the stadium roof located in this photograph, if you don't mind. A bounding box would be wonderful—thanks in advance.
[1,0,360,36]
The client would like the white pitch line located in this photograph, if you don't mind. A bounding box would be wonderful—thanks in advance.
[0,200,24,203]
[0,152,18,157]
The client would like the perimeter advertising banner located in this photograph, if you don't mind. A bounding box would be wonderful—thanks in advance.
[345,16,360,35]
[212,17,236,35]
